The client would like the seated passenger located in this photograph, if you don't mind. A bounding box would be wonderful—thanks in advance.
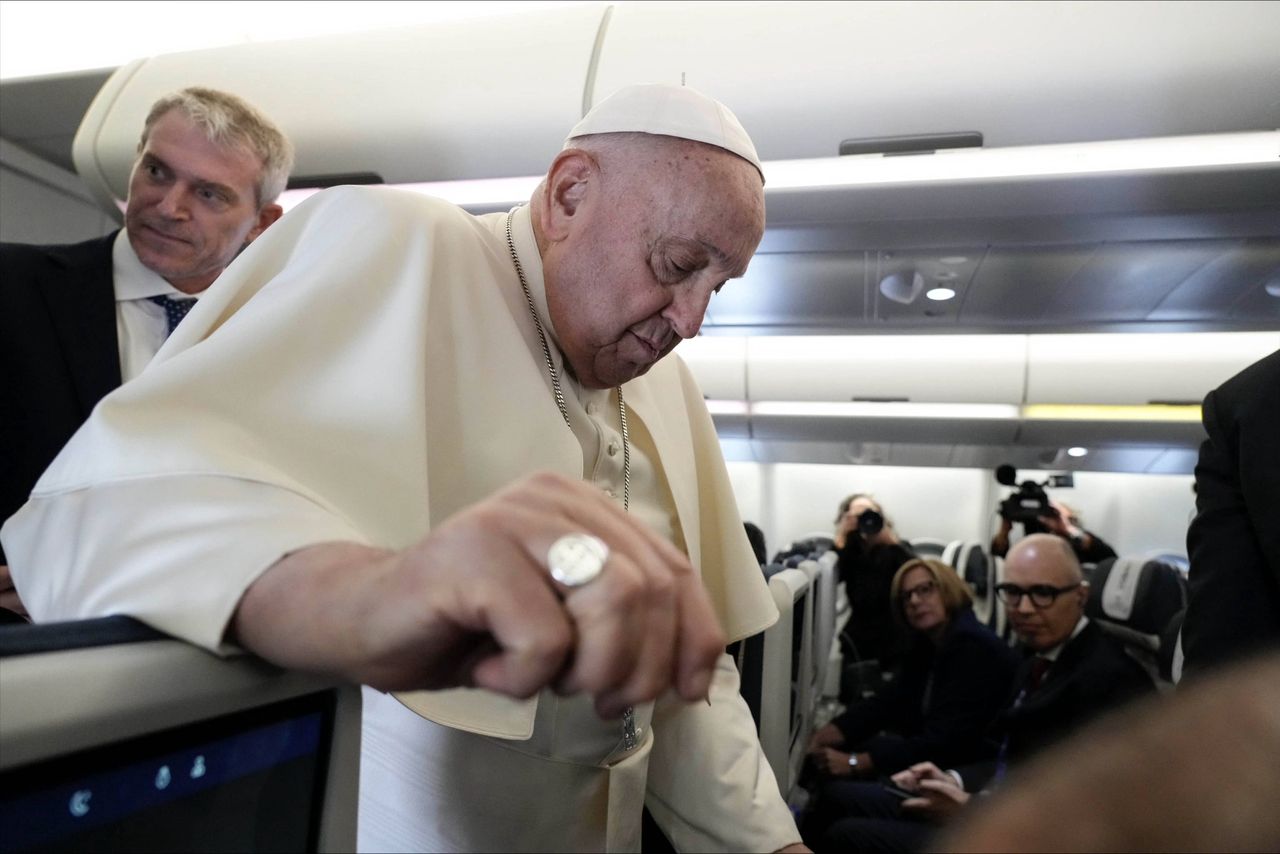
[800,559,1017,843]
[811,534,1155,853]
[941,652,1280,853]
[833,494,915,673]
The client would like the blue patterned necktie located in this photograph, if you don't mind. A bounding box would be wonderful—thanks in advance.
[149,295,196,337]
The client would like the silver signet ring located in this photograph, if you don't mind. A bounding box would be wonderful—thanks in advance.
[547,533,610,587]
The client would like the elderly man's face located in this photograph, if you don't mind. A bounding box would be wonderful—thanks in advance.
[544,140,765,389]
[1004,537,1088,652]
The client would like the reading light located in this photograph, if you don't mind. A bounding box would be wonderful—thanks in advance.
[925,287,957,301]
[1067,446,1089,457]
[880,271,925,304]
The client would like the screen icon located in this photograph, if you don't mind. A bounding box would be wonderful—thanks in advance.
[191,756,206,779]
[68,790,92,817]
[155,765,172,790]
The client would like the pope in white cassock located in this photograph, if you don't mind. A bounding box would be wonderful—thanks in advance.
[3,85,805,852]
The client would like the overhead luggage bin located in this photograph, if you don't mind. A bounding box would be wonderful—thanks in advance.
[72,3,611,212]
[592,1,1280,160]
[1025,331,1280,405]
[746,335,1027,404]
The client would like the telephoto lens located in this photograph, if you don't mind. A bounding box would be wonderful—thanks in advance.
[857,508,885,536]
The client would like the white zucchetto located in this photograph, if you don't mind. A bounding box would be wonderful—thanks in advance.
[566,83,764,182]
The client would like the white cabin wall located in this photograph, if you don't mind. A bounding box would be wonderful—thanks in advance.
[1044,472,1196,558]
[726,462,991,559]
[726,460,1197,563]
[0,138,116,244]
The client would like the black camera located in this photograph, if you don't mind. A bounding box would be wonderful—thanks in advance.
[995,465,1074,525]
[853,508,885,537]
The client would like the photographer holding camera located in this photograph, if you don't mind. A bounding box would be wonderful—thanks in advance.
[990,467,1116,566]
[834,494,916,673]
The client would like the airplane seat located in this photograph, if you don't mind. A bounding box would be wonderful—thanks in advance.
[0,616,361,852]
[816,550,846,699]
[763,561,788,579]
[958,543,995,625]
[1145,551,1190,572]
[1157,608,1187,684]
[771,534,835,567]
[755,568,813,799]
[1086,556,1188,689]
[940,539,964,568]
[908,538,947,559]
[990,556,1014,645]
[796,559,828,692]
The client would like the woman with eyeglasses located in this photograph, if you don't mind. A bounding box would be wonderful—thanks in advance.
[801,559,1018,848]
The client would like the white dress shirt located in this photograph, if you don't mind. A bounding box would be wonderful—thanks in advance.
[111,229,197,382]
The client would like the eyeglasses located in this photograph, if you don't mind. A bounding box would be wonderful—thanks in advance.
[995,582,1081,609]
[900,580,938,602]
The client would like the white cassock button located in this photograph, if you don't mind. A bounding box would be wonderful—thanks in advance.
[605,488,616,499]
[586,402,599,415]
[607,442,619,457]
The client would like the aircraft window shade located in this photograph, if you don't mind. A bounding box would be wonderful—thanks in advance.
[0,692,335,853]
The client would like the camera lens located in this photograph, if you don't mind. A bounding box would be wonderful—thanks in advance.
[858,509,885,536]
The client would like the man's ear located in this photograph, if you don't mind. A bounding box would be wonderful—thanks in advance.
[245,203,284,245]
[540,149,596,243]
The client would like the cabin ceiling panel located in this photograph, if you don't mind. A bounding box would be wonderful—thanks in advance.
[1039,240,1238,323]
[0,69,111,172]
[727,440,1197,475]
[706,252,868,329]
[1147,238,1280,320]
[1016,419,1206,448]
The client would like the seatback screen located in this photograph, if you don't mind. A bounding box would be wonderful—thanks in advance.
[0,692,334,853]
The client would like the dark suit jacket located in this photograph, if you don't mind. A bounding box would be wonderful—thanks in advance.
[1,233,122,563]
[833,607,1019,773]
[1183,349,1280,675]
[960,620,1155,790]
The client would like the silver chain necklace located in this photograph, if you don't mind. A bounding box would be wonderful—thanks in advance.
[505,211,638,750]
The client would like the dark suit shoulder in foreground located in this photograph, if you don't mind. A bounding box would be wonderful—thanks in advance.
[1183,349,1280,675]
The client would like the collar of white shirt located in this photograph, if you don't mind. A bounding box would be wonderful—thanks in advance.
[1040,614,1090,663]
[112,229,190,302]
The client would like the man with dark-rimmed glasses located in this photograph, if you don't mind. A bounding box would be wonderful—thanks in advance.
[832,535,1159,853]
[891,537,1155,803]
